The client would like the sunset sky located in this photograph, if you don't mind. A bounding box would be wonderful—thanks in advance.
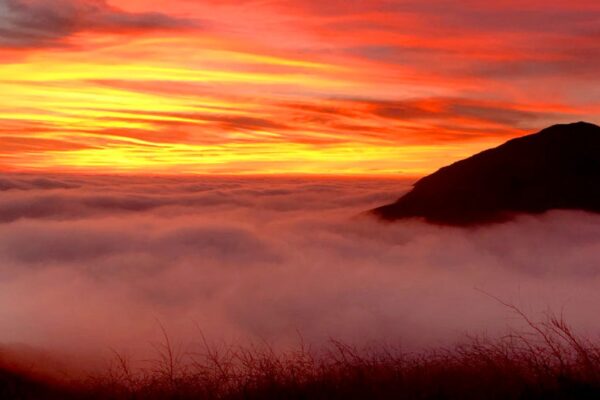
[1,0,599,175]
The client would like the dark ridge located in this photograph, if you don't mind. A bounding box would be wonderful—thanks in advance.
[0,365,74,400]
[372,122,600,225]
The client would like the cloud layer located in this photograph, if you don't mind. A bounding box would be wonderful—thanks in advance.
[2,173,600,370]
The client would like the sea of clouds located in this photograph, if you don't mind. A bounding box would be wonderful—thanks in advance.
[1,173,600,371]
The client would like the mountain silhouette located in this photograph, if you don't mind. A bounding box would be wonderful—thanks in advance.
[372,122,600,225]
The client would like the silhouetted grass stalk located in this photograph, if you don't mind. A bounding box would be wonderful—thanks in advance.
[3,302,600,399]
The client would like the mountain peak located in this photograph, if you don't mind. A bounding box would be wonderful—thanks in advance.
[372,122,600,225]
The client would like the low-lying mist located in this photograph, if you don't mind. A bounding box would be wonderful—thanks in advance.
[1,173,600,373]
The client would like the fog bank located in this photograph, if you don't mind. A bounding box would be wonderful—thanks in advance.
[1,173,600,370]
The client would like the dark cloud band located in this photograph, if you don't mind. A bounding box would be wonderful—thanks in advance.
[0,0,196,48]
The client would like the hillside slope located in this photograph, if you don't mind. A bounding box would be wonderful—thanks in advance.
[373,122,600,225]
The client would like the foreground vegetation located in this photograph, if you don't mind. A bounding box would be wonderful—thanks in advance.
[3,309,600,399]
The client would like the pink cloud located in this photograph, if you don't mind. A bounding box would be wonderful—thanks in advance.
[1,173,600,374]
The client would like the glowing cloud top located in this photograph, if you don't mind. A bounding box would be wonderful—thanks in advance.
[0,0,598,175]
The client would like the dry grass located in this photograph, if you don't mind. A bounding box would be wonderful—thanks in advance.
[3,306,600,399]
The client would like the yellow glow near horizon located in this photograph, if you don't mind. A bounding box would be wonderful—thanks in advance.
[4,138,499,177]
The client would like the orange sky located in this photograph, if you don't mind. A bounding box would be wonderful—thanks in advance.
[0,0,599,175]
